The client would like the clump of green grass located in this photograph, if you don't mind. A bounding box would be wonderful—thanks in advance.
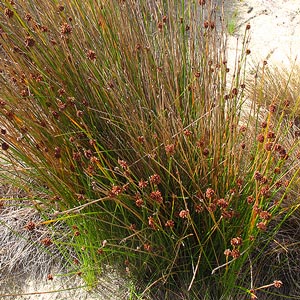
[0,0,299,298]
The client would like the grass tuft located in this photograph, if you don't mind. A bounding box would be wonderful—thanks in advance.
[0,0,299,298]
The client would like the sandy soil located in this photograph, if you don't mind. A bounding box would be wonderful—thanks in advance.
[226,0,300,68]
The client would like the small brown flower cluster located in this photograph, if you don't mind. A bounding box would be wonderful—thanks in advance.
[109,185,123,197]
[138,179,148,188]
[259,210,271,221]
[61,22,72,35]
[54,146,61,159]
[256,133,264,143]
[150,190,163,204]
[273,280,283,288]
[25,221,36,231]
[207,202,216,212]
[47,274,53,280]
[224,248,240,259]
[247,195,254,204]
[165,143,175,156]
[230,237,242,247]
[205,188,215,199]
[4,8,14,18]
[224,236,243,259]
[194,204,204,213]
[254,171,266,183]
[183,129,192,137]
[41,237,52,246]
[239,125,247,133]
[118,159,128,170]
[135,194,144,207]
[1,142,9,151]
[264,142,274,151]
[256,221,267,231]
[87,49,96,60]
[144,243,152,252]
[149,174,161,185]
[269,103,277,113]
[25,36,35,47]
[137,135,145,144]
[273,143,288,159]
[267,131,275,139]
[217,198,229,209]
[260,185,270,197]
[148,216,156,230]
[165,219,175,228]
[179,209,189,218]
[204,20,215,29]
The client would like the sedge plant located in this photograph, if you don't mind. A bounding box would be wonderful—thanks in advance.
[0,0,299,298]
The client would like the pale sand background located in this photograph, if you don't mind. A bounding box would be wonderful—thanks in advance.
[226,0,300,68]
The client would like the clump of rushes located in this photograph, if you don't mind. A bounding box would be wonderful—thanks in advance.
[0,0,299,299]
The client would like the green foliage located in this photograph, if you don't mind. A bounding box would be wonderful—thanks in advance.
[227,10,239,35]
[0,0,299,298]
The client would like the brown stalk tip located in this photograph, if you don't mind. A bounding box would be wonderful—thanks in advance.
[230,237,243,247]
[179,209,189,218]
[25,221,36,231]
[261,121,268,128]
[143,243,152,252]
[231,249,240,258]
[138,179,148,188]
[224,249,231,256]
[61,22,72,35]
[4,8,14,18]
[256,221,267,231]
[199,0,206,5]
[273,280,283,288]
[87,49,96,60]
[25,36,35,47]
[148,216,156,230]
[137,135,145,144]
[149,174,161,185]
[25,13,32,22]
[247,195,254,204]
[157,21,163,30]
[41,237,53,246]
[246,23,251,30]
[57,5,65,12]
[165,220,175,228]
[217,198,229,208]
[150,190,163,204]
[47,274,53,280]
[269,103,277,113]
[165,143,175,156]
[1,142,9,151]
[259,210,271,220]
[256,133,265,143]
[76,110,84,118]
[184,129,192,136]
[205,187,215,198]
[135,198,143,207]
